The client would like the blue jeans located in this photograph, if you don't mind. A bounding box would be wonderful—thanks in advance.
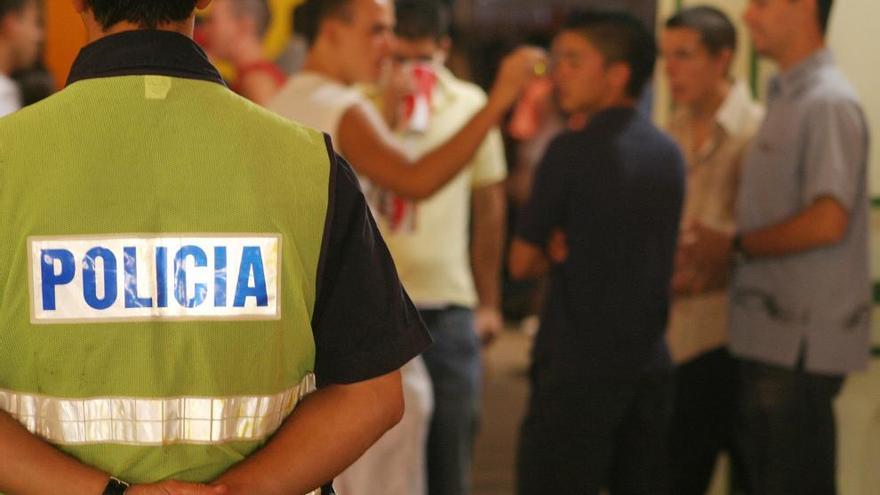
[419,307,482,495]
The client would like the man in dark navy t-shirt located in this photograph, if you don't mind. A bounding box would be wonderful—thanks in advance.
[509,10,685,495]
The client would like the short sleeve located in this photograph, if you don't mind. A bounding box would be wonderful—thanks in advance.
[801,97,868,211]
[470,127,508,188]
[312,141,432,386]
[515,136,570,247]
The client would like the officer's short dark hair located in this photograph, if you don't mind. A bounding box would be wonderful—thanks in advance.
[395,0,450,41]
[666,6,737,56]
[0,0,31,19]
[562,10,657,100]
[293,0,354,45]
[817,0,834,35]
[83,0,199,30]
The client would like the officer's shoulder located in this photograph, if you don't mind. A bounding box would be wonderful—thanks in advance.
[226,91,328,149]
[0,90,71,148]
[0,89,66,126]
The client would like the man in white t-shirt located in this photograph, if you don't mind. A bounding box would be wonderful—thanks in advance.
[0,0,42,117]
[333,3,507,495]
[269,0,540,200]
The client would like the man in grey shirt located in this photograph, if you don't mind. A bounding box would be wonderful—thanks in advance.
[681,0,870,493]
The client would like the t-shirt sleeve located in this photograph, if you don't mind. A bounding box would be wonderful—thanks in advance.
[801,97,868,211]
[516,136,570,247]
[470,127,508,188]
[311,141,432,386]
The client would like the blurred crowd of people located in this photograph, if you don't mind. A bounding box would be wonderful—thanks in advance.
[0,0,870,494]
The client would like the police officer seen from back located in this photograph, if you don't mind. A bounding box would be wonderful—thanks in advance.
[0,1,430,494]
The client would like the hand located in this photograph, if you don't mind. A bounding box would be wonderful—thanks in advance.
[488,46,548,114]
[547,229,568,264]
[677,219,733,293]
[127,480,228,495]
[475,306,504,348]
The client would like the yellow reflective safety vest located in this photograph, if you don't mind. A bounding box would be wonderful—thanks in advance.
[0,31,329,488]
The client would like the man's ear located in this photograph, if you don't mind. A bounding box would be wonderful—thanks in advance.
[196,0,213,10]
[608,62,632,97]
[715,47,734,78]
[321,17,343,47]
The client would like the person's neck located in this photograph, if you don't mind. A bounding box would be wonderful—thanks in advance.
[301,44,352,86]
[690,78,731,122]
[0,44,13,76]
[84,18,195,44]
[775,33,825,72]
[604,92,636,111]
[581,93,635,123]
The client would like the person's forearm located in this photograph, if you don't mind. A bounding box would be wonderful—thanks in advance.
[395,101,508,200]
[471,184,507,309]
[0,410,108,495]
[214,371,404,495]
[508,238,550,280]
[741,197,849,258]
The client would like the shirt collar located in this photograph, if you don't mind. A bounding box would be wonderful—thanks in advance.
[429,65,454,109]
[66,30,225,87]
[769,47,833,98]
[586,106,638,131]
[716,80,756,137]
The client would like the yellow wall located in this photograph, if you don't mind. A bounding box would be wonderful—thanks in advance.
[44,1,87,88]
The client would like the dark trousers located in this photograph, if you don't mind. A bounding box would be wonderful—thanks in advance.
[738,358,844,495]
[516,368,674,495]
[670,348,748,495]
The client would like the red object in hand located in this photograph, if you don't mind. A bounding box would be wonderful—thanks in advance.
[508,78,554,140]
[402,63,438,133]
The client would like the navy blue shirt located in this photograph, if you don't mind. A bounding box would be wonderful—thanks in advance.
[518,107,685,381]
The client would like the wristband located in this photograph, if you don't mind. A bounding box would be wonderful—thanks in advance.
[732,233,750,264]
[102,477,130,495]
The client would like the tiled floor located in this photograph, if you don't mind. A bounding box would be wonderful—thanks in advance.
[472,329,880,495]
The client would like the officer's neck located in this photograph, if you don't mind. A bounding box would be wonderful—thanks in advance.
[83,17,196,44]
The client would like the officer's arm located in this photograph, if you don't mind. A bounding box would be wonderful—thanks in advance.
[336,47,545,200]
[0,411,226,495]
[0,410,109,495]
[214,370,404,495]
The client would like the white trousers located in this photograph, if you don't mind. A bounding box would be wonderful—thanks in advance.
[334,356,434,495]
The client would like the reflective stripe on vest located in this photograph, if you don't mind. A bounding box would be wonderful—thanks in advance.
[0,374,315,446]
